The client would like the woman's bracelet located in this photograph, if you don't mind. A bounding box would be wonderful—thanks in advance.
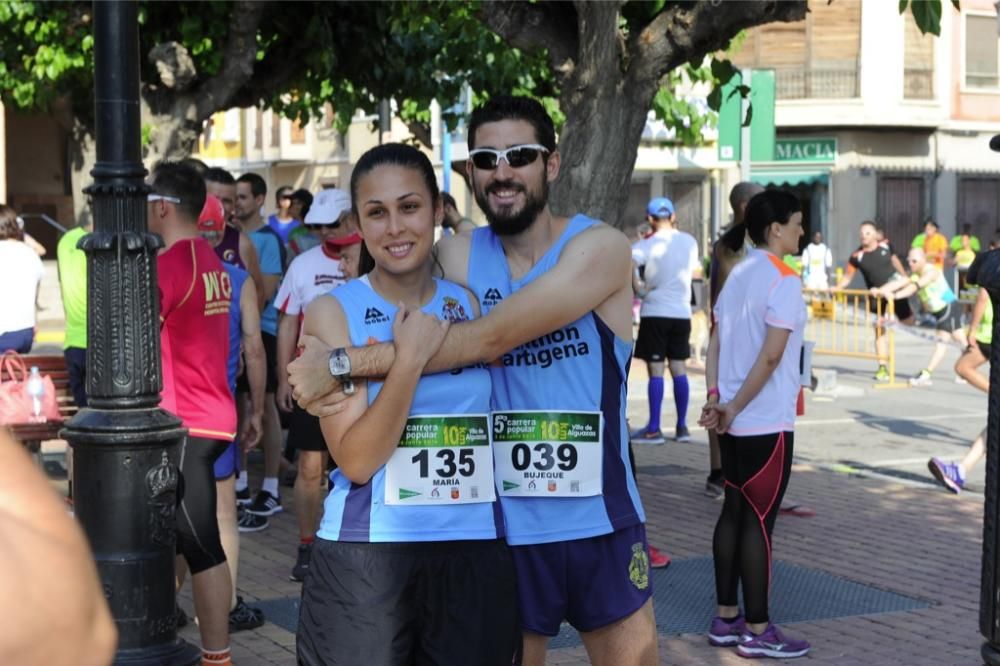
[706,387,720,400]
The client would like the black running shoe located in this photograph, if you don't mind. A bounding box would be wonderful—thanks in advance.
[246,490,283,516]
[229,596,265,632]
[290,542,313,582]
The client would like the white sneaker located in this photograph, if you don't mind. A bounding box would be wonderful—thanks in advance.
[909,371,932,387]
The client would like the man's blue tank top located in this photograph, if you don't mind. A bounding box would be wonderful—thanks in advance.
[223,263,249,395]
[317,275,504,543]
[467,215,645,545]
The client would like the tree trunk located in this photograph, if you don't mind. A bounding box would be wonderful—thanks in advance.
[68,121,97,223]
[550,84,655,228]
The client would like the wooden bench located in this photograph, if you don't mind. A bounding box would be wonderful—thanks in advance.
[1,354,78,452]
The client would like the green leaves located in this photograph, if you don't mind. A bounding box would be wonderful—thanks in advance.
[899,0,947,36]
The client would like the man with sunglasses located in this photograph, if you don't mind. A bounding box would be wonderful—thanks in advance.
[267,185,302,247]
[290,96,656,665]
[273,189,361,582]
[148,161,236,665]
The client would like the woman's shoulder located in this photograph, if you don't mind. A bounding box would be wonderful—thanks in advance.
[433,278,480,320]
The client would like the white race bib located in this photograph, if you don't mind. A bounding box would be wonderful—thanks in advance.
[384,414,495,506]
[491,410,603,497]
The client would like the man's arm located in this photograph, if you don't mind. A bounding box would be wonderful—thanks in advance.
[239,231,266,311]
[0,432,117,665]
[890,253,908,277]
[276,311,299,413]
[291,224,633,412]
[834,263,857,289]
[239,277,266,449]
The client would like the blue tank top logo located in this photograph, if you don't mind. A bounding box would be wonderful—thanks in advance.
[502,325,590,370]
[481,286,505,309]
[363,306,390,325]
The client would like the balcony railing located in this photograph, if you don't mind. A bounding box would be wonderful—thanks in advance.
[775,68,859,100]
[904,68,934,99]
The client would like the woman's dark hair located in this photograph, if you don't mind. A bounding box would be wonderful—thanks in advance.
[350,143,440,276]
[0,204,23,241]
[291,188,313,219]
[718,190,801,251]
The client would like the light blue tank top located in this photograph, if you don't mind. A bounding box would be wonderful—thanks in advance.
[317,276,503,542]
[223,264,249,396]
[466,215,645,545]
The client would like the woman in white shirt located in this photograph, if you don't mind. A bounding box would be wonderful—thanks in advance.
[700,191,811,659]
[0,205,45,353]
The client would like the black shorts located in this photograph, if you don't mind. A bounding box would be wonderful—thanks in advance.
[289,404,327,453]
[978,340,992,359]
[929,302,962,333]
[634,316,691,362]
[868,295,912,321]
[176,437,229,575]
[298,538,521,666]
[236,331,278,394]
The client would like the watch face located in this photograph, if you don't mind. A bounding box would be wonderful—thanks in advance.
[330,352,350,375]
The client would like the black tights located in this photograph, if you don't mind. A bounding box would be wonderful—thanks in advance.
[713,431,793,625]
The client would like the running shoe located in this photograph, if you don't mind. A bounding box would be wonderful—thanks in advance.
[927,457,964,494]
[675,426,691,443]
[909,369,932,386]
[631,428,665,445]
[705,476,725,499]
[736,624,810,659]
[290,542,313,582]
[235,486,252,506]
[237,507,270,532]
[648,545,671,569]
[229,596,265,632]
[708,614,746,647]
[246,490,283,516]
[874,365,889,382]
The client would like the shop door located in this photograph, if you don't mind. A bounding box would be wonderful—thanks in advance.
[877,176,925,257]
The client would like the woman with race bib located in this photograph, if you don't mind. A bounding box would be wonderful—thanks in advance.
[296,144,519,666]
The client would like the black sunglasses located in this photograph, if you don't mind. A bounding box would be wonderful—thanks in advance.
[468,144,549,170]
[306,221,341,230]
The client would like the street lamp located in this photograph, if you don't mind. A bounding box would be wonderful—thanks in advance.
[61,1,199,663]
[971,132,1000,666]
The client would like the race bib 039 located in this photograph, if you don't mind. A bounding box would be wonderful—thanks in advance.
[491,410,603,497]
[384,414,495,506]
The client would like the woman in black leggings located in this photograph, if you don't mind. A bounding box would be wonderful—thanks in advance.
[700,190,810,659]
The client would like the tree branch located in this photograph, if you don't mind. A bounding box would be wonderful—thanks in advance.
[628,0,807,89]
[479,1,579,83]
[193,0,269,119]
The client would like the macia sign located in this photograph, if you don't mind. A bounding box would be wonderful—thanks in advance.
[775,138,836,163]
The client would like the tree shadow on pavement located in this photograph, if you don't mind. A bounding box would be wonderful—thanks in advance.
[846,409,969,444]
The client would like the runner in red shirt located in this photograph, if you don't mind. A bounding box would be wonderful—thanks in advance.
[148,161,235,666]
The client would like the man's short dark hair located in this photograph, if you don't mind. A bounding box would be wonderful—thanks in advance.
[441,192,457,209]
[468,95,556,152]
[924,218,939,230]
[276,185,294,203]
[237,172,267,199]
[204,167,236,186]
[151,161,206,223]
[180,157,209,178]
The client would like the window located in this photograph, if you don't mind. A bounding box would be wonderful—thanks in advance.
[966,14,999,88]
[904,11,934,99]
[730,0,861,99]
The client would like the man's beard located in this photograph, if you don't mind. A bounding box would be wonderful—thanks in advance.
[474,178,548,237]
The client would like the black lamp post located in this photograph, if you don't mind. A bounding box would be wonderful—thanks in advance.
[61,1,199,663]
[970,132,1000,666]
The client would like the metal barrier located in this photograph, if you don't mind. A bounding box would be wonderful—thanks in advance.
[804,288,904,387]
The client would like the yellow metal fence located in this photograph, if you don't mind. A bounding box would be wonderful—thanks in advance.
[804,288,902,387]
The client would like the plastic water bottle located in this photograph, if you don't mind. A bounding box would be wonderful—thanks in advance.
[27,366,45,420]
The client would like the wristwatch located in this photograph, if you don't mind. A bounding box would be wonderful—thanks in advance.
[328,347,356,396]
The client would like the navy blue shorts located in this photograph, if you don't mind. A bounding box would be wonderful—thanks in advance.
[213,440,240,480]
[511,523,653,636]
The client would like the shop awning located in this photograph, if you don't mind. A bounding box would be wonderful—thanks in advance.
[750,169,830,187]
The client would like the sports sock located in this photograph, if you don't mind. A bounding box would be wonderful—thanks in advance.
[262,476,279,497]
[673,375,689,428]
[234,473,248,493]
[301,535,315,546]
[647,377,664,433]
